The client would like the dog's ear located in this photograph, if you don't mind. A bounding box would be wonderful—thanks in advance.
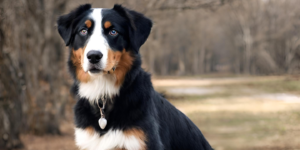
[57,4,91,46]
[113,5,152,53]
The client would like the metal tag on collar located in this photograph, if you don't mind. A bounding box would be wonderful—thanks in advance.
[98,117,107,129]
[97,96,107,129]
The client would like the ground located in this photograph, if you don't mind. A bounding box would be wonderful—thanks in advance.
[19,76,300,150]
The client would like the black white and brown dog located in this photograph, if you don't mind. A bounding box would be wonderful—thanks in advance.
[57,4,212,150]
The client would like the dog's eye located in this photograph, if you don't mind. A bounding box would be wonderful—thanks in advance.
[109,30,118,36]
[80,29,88,35]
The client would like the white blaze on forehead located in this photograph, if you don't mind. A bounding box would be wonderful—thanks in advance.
[79,8,119,102]
[83,8,108,72]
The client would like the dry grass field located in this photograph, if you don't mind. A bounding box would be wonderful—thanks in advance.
[19,76,300,150]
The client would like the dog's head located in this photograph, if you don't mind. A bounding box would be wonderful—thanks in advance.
[57,4,152,84]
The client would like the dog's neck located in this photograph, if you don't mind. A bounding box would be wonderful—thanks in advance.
[77,56,141,104]
[78,73,120,104]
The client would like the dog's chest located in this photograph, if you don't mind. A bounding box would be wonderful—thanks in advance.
[78,75,120,103]
[75,127,146,150]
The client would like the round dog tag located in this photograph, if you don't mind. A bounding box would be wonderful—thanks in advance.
[98,117,107,129]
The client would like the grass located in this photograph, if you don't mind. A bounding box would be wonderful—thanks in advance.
[153,76,300,150]
[157,77,300,102]
[188,111,300,150]
[19,76,300,150]
[217,78,300,94]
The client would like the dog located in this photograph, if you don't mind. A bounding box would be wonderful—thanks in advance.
[57,4,212,150]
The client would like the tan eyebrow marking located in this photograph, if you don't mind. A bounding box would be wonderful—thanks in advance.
[85,20,92,28]
[104,21,112,29]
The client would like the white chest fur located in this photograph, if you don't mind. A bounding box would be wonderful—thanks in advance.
[78,74,120,103]
[75,128,145,150]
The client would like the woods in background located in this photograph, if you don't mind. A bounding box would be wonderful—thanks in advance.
[1,0,300,149]
[140,0,300,75]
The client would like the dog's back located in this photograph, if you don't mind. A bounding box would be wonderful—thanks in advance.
[154,92,211,149]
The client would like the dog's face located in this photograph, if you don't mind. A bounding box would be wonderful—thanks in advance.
[57,4,152,84]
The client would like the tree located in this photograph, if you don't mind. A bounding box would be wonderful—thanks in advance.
[0,0,69,149]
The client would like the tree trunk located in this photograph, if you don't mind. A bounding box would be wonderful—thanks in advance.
[193,50,199,74]
[0,0,69,138]
[0,26,23,149]
[243,27,252,74]
[199,46,206,74]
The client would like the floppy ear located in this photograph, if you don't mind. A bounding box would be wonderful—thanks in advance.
[113,5,153,53]
[57,4,92,46]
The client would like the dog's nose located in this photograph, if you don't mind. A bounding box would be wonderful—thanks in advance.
[87,50,103,64]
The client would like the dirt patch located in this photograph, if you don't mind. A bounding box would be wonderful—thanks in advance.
[255,93,300,103]
[152,76,285,87]
[167,87,222,95]
[20,134,76,150]
[17,121,77,150]
[172,96,300,114]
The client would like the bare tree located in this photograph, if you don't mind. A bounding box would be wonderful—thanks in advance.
[0,0,69,148]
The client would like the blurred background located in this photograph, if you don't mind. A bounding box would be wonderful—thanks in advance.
[1,0,300,149]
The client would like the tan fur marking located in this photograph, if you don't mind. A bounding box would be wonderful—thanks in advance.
[104,49,134,86]
[124,128,147,150]
[71,48,90,82]
[105,50,122,71]
[114,49,134,86]
[104,21,112,29]
[85,20,92,28]
[85,126,94,135]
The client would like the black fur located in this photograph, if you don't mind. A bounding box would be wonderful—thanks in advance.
[112,5,152,53]
[57,4,92,46]
[57,4,212,150]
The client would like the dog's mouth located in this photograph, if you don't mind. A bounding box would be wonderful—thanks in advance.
[89,68,101,73]
[88,65,102,74]
[87,64,117,74]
